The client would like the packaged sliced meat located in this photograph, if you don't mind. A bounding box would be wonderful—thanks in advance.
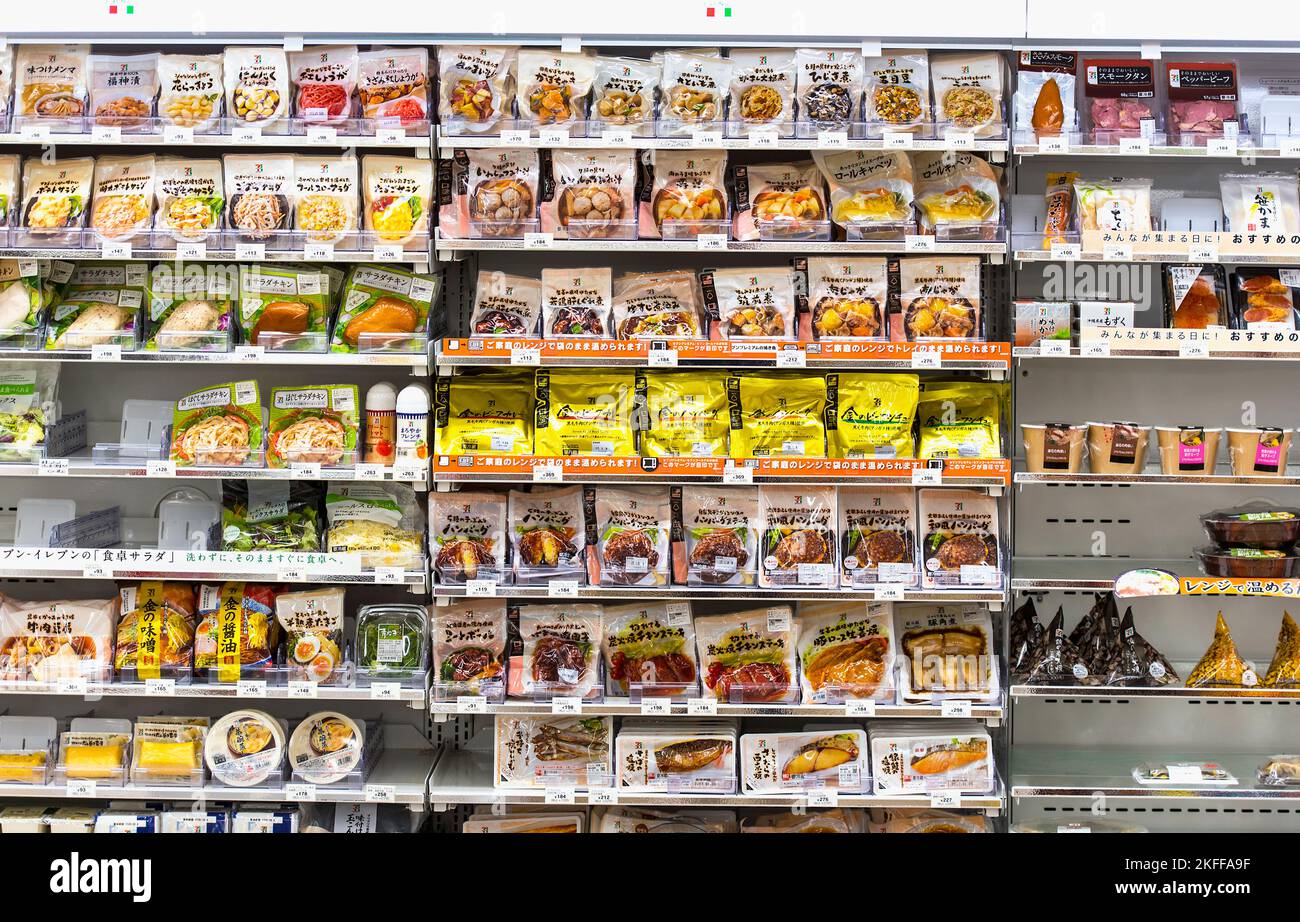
[591,56,660,135]
[515,50,596,127]
[898,256,982,341]
[432,490,508,585]
[694,608,798,703]
[797,601,895,702]
[677,485,759,586]
[542,267,612,339]
[612,269,705,339]
[1084,58,1155,138]
[838,486,919,588]
[758,485,837,590]
[1163,264,1229,329]
[542,149,636,239]
[705,266,797,340]
[1220,172,1300,235]
[509,486,587,585]
[1166,62,1238,139]
[438,45,516,133]
[918,489,1001,590]
[729,49,796,134]
[517,603,604,699]
[863,50,928,131]
[636,370,729,458]
[1016,51,1077,138]
[813,149,914,235]
[895,603,997,701]
[601,602,699,697]
[433,600,507,697]
[731,161,826,241]
[0,596,117,683]
[590,485,672,588]
[931,52,1006,137]
[795,48,863,128]
[469,270,541,336]
[639,149,728,239]
[807,257,889,340]
[660,51,733,135]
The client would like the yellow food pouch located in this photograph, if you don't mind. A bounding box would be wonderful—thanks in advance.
[727,372,827,459]
[637,370,729,457]
[535,368,637,457]
[434,369,534,456]
[916,382,1002,460]
[827,373,919,458]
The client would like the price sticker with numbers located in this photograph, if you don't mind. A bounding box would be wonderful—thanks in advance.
[277,568,307,583]
[57,677,89,695]
[687,697,718,716]
[511,346,541,366]
[287,680,319,699]
[146,459,177,478]
[377,127,407,144]
[874,583,905,601]
[816,130,848,148]
[647,349,678,367]
[1050,242,1081,261]
[374,567,405,585]
[237,679,268,698]
[101,242,132,260]
[365,784,396,803]
[83,565,113,580]
[807,788,838,808]
[904,234,937,253]
[290,462,321,479]
[465,579,498,597]
[91,125,122,143]
[236,243,266,261]
[747,129,779,148]
[846,698,876,717]
[456,696,488,714]
[722,463,753,485]
[600,129,633,146]
[911,348,942,369]
[551,696,582,715]
[286,783,318,802]
[353,463,385,481]
[307,125,338,143]
[233,124,263,143]
[775,348,806,368]
[1103,242,1133,261]
[547,580,579,598]
[539,128,570,146]
[1082,341,1112,358]
[1039,339,1070,356]
[943,130,975,149]
[696,233,728,251]
[523,232,554,249]
[91,344,123,361]
[1179,340,1210,359]
[177,241,207,260]
[930,791,962,809]
[67,779,97,798]
[1188,244,1219,262]
[941,699,973,718]
[373,244,404,261]
[369,682,401,701]
[39,458,69,476]
[304,242,334,261]
[1119,136,1150,155]
[882,130,914,149]
[912,465,942,485]
[589,789,618,806]
[544,787,576,805]
[1037,135,1068,154]
[163,124,194,143]
[639,697,671,716]
[532,462,564,483]
[145,678,176,696]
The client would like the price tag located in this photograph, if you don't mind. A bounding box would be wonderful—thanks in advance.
[500,129,531,145]
[547,580,579,598]
[91,124,121,143]
[807,789,838,808]
[287,681,319,699]
[57,677,89,695]
[277,569,307,582]
[146,459,177,477]
[465,579,498,597]
[304,242,334,261]
[374,567,404,584]
[1038,339,1070,356]
[377,127,407,144]
[882,130,914,150]
[1206,138,1236,157]
[38,458,69,476]
[237,680,268,698]
[943,130,975,149]
[177,242,207,260]
[1179,340,1210,359]
[369,682,401,701]
[1058,825,1092,833]
[696,233,728,251]
[456,696,488,714]
[82,565,113,580]
[1050,242,1081,261]
[364,784,396,803]
[544,787,576,805]
[233,344,265,361]
[690,129,722,146]
[600,129,633,146]
[766,606,791,633]
[523,232,554,249]
[373,244,404,261]
[941,699,972,718]
[532,461,564,483]
[233,124,263,143]
[19,123,50,140]
[290,462,321,479]
[91,343,123,361]
[286,783,318,802]
[904,234,936,253]
[163,124,193,143]
[647,349,678,367]
[665,603,691,627]
[960,564,999,585]
[910,348,942,369]
[510,346,541,366]
[353,463,385,481]
[392,463,424,481]
[722,463,753,485]
[1118,136,1151,155]
[747,129,779,148]
[1103,242,1133,261]
[1188,243,1219,262]
[687,697,718,716]
[551,696,582,715]
[775,348,806,368]
[1281,137,1300,158]
[1037,135,1068,154]
[845,698,876,717]
[1167,764,1204,784]
[589,789,618,806]
[145,678,176,696]
[816,130,848,148]
[236,243,266,261]
[67,780,97,798]
[912,466,942,485]
[101,241,132,259]
[640,698,672,716]
[307,125,338,143]
[930,791,962,809]
[1082,341,1112,358]
[873,584,905,601]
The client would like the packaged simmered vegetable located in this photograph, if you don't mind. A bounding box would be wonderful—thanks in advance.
[918,488,1001,590]
[432,490,507,585]
[602,602,699,697]
[44,286,142,351]
[290,46,358,124]
[636,370,729,457]
[916,382,1002,459]
[170,380,263,467]
[899,256,982,340]
[729,49,795,134]
[153,157,224,242]
[223,47,289,127]
[797,601,895,701]
[826,372,919,458]
[808,257,889,340]
[224,154,292,241]
[14,44,89,120]
[542,149,636,239]
[641,149,728,238]
[1232,269,1299,329]
[143,263,235,350]
[518,603,603,699]
[115,583,197,678]
[509,485,587,584]
[293,155,359,245]
[0,363,58,462]
[591,485,671,587]
[591,56,659,135]
[325,483,425,568]
[1164,264,1229,329]
[237,264,328,348]
[912,151,1000,233]
[21,156,94,236]
[534,367,637,457]
[267,384,359,468]
[612,269,705,339]
[727,371,827,459]
[434,369,534,457]
[468,270,541,336]
[839,487,918,588]
[275,588,345,684]
[89,53,158,128]
[221,481,322,551]
[758,485,837,589]
[932,52,1006,137]
[661,51,733,134]
[694,608,798,703]
[863,50,928,131]
[437,45,516,133]
[515,50,595,127]
[194,583,279,679]
[332,263,435,352]
[358,47,430,125]
[363,154,433,244]
[813,149,914,233]
[795,48,863,129]
[731,161,826,241]
[434,600,507,696]
[1221,172,1300,235]
[1015,51,1077,138]
[542,267,612,339]
[678,485,759,586]
[707,266,797,340]
[89,154,156,242]
[157,53,223,130]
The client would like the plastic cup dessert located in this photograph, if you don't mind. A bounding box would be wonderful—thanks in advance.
[1021,423,1087,473]
[1155,426,1221,475]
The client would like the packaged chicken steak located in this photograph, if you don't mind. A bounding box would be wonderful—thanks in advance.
[695,608,798,703]
[601,602,699,697]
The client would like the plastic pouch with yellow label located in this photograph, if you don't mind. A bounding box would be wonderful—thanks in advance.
[434,369,534,457]
[727,372,827,459]
[637,370,729,458]
[535,367,636,457]
[827,373,919,459]
[916,382,1002,460]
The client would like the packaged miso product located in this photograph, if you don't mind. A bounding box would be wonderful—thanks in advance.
[432,490,508,585]
[433,600,507,697]
[636,370,729,458]
[612,269,705,339]
[469,270,542,336]
[758,485,837,589]
[918,488,1002,590]
[706,266,797,340]
[826,372,919,459]
[433,369,534,457]
[931,51,1006,137]
[678,485,759,586]
[509,486,587,585]
[541,267,612,339]
[542,149,636,239]
[727,372,827,459]
[602,602,699,697]
[534,367,637,457]
[807,257,889,340]
[515,50,596,127]
[591,485,672,587]
[437,45,517,133]
[898,256,982,341]
[795,48,864,129]
[839,486,919,588]
[863,50,928,131]
[729,49,796,134]
[1016,51,1077,138]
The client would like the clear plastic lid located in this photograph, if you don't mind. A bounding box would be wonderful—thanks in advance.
[355,603,429,678]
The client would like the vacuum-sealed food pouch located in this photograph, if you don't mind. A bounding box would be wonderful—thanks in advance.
[469,270,541,336]
[44,286,141,351]
[1016,51,1077,137]
[543,149,636,239]
[169,380,262,467]
[807,257,889,340]
[535,367,636,457]
[896,603,996,700]
[223,46,289,127]
[591,55,659,134]
[1164,264,1229,329]
[1074,178,1153,232]
[15,44,89,120]
[332,263,435,352]
[813,149,913,233]
[826,372,919,458]
[267,384,359,468]
[1167,61,1238,139]
[157,53,223,130]
[21,156,93,235]
[357,47,429,125]
[758,485,837,589]
[0,260,42,342]
[0,596,117,682]
[932,51,1006,137]
[224,153,292,241]
[695,608,798,703]
[679,485,758,586]
[1042,170,1079,247]
[637,370,728,458]
[795,47,863,128]
[727,371,826,459]
[363,154,433,244]
[612,269,705,339]
[433,600,507,696]
[290,46,358,124]
[115,583,197,678]
[641,149,728,238]
[434,369,533,457]
[518,603,604,699]
[237,264,328,347]
[509,485,586,584]
[1084,58,1155,137]
[863,50,928,131]
[898,256,982,341]
[729,49,795,133]
[90,52,158,127]
[918,489,1001,589]
[742,725,869,792]
[1221,172,1300,235]
[194,583,279,679]
[432,490,507,585]
[542,267,612,339]
[461,147,537,238]
[660,51,733,134]
[293,155,358,244]
[144,265,235,351]
[839,487,918,588]
[912,151,1000,232]
[732,161,826,241]
[707,266,797,340]
[870,721,994,792]
[1232,269,1300,329]
[515,50,596,127]
[438,45,517,133]
[153,156,223,242]
[916,381,1001,460]
[592,485,671,587]
[0,363,59,462]
[494,714,611,788]
[275,588,344,684]
[797,600,895,701]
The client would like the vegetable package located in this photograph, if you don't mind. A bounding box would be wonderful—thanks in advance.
[267,384,359,468]
[170,380,263,467]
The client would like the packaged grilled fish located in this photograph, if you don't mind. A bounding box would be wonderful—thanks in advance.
[676,485,759,587]
[590,485,671,588]
[826,372,919,459]
[636,370,729,458]
[758,485,837,589]
[493,714,612,790]
[869,721,994,794]
[432,490,507,585]
[694,608,798,704]
[601,602,699,698]
[895,603,997,702]
[517,603,604,700]
[433,600,507,698]
[838,486,918,588]
[740,727,868,793]
[918,488,1001,590]
[509,486,587,585]
[615,718,738,793]
[727,371,827,459]
[433,369,534,457]
[797,601,895,702]
[534,367,637,457]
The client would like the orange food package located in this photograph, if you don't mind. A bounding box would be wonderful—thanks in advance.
[1042,171,1078,248]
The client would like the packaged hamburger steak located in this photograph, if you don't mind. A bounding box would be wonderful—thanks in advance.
[826,372,920,459]
[542,267,612,339]
[918,489,1001,590]
[469,270,542,336]
[727,372,827,459]
[758,485,837,590]
[676,485,760,586]
[839,486,919,588]
[431,490,508,585]
[589,485,672,588]
[636,370,729,458]
[508,485,587,585]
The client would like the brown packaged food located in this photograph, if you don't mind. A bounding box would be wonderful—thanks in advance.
[1196,546,1300,579]
[1086,422,1150,475]
[1022,423,1086,473]
[1263,611,1300,688]
[1156,426,1220,474]
[1164,264,1229,329]
[1186,612,1257,688]
[342,296,417,346]
[249,300,309,345]
[1200,505,1300,550]
[1227,427,1292,476]
[918,489,1000,590]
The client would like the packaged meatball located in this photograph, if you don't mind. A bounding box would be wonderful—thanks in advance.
[590,486,672,588]
[437,45,516,134]
[464,147,538,238]
[758,485,837,590]
[1166,62,1238,142]
[1015,51,1077,139]
[534,368,637,457]
[826,372,920,459]
[729,49,796,135]
[517,603,604,699]
[727,372,827,459]
[542,267,612,339]
[863,50,929,132]
[1083,58,1156,140]
[602,602,699,697]
[640,149,728,239]
[797,601,896,702]
[931,52,1006,138]
[509,486,587,585]
[795,47,864,130]
[290,46,358,124]
[469,270,542,336]
[705,266,797,340]
[677,485,759,587]
[808,257,889,340]
[636,370,729,457]
[813,149,914,236]
[515,50,596,128]
[917,488,1001,590]
[591,56,660,136]
[612,269,705,339]
[223,47,289,128]
[542,149,636,239]
[839,487,919,589]
[432,490,508,586]
[1231,269,1300,329]
[898,256,982,341]
[660,51,734,135]
[694,609,798,703]
[1164,264,1230,329]
[731,161,827,241]
[432,600,507,698]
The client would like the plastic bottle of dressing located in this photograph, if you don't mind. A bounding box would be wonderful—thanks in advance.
[364,382,398,465]
[394,383,430,466]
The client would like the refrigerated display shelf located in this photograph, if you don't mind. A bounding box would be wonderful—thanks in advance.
[0,247,430,264]
[1011,749,1297,802]
[1011,675,1300,702]
[433,584,1005,603]
[1013,469,1300,487]
[0,680,427,704]
[1013,141,1300,159]
[435,233,1007,257]
[0,347,431,370]
[1013,346,1300,362]
[0,131,429,151]
[0,457,426,482]
[1013,248,1300,266]
[0,565,427,586]
[1011,558,1186,593]
[437,133,1010,153]
[431,698,1004,724]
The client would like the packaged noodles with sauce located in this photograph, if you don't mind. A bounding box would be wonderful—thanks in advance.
[660,51,733,134]
[839,487,918,588]
[795,47,864,128]
[437,45,517,133]
[237,264,328,347]
[912,151,1000,233]
[293,155,359,245]
[826,372,919,459]
[1016,51,1077,138]
[918,489,1001,590]
[267,384,359,468]
[0,362,58,462]
[729,49,796,133]
[812,149,914,233]
[602,602,699,697]
[542,149,636,239]
[637,370,728,458]
[469,270,541,336]
[898,256,982,341]
[807,257,888,340]
[515,50,596,127]
[641,149,729,239]
[434,600,507,696]
[89,154,156,242]
[931,51,1006,137]
[534,367,637,457]
[363,155,434,244]
[89,53,158,127]
[612,269,705,339]
[863,50,928,130]
[707,266,797,340]
[44,285,142,351]
[153,156,224,242]
[726,372,827,459]
[194,583,279,679]
[275,588,345,684]
[678,485,758,586]
[509,485,587,584]
[916,382,1002,460]
[223,47,289,127]
[542,267,612,338]
[332,263,435,352]
[591,485,671,588]
[895,603,996,700]
[157,53,223,130]
[0,259,41,340]
[591,55,660,135]
[325,483,425,568]
[0,596,117,682]
[15,44,89,119]
[224,154,292,241]
[357,47,430,124]
[797,601,896,701]
[170,380,262,467]
[115,583,194,678]
[695,608,798,703]
[1221,172,1300,236]
[758,485,837,589]
[434,369,534,457]
[432,490,507,585]
[731,161,826,241]
[289,46,357,124]
[21,156,94,235]
[518,604,604,699]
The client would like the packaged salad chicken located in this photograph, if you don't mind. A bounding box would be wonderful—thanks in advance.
[170,380,263,467]
[0,260,42,344]
[332,263,435,353]
[437,45,517,133]
[434,369,534,457]
[237,264,329,349]
[796,603,895,700]
[727,371,827,459]
[143,262,235,351]
[44,285,142,351]
[267,384,359,469]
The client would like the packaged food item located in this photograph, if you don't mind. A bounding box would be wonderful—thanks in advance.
[237,264,328,347]
[89,52,158,127]
[797,601,895,701]
[543,149,635,239]
[144,267,234,353]
[1258,755,1300,787]
[468,270,541,336]
[1200,504,1300,549]
[0,49,10,121]
[509,486,587,584]
[1041,170,1079,247]
[870,722,994,794]
[222,480,323,551]
[44,286,142,351]
[729,49,795,132]
[727,372,827,459]
[463,148,536,238]
[872,809,993,833]
[912,151,1000,232]
[590,807,735,834]
[641,149,728,238]
[433,369,534,456]
[193,582,279,682]
[612,269,705,339]
[59,730,130,781]
[758,485,837,589]
[272,588,344,684]
[1075,177,1153,232]
[223,47,289,126]
[494,714,612,789]
[289,46,357,123]
[1087,421,1151,475]
[432,490,507,584]
[292,155,358,244]
[678,485,758,586]
[267,384,358,468]
[0,596,117,682]
[0,155,19,228]
[897,603,995,698]
[157,53,223,130]
[1261,611,1300,688]
[363,154,433,244]
[916,381,1002,460]
[813,149,914,232]
[1221,172,1300,235]
[1186,612,1256,687]
[355,603,428,678]
[1231,269,1299,329]
[917,489,1001,589]
[0,363,58,462]
[1227,426,1291,476]
[437,45,516,132]
[1167,62,1238,139]
[1105,603,1179,688]
[1197,545,1300,578]
[740,810,863,833]
[288,712,363,784]
[115,583,197,678]
[863,50,928,130]
[838,487,918,588]
[795,48,863,128]
[602,602,699,697]
[224,153,293,240]
[616,719,738,792]
[591,56,659,133]
[534,367,636,457]
[1018,604,1084,684]
[20,156,94,235]
[153,156,224,242]
[1016,51,1077,137]
[807,257,889,340]
[707,266,796,339]
[1163,264,1229,328]
[433,600,507,696]
[515,50,595,127]
[170,380,262,466]
[660,51,733,133]
[826,372,919,458]
[542,267,612,338]
[1133,761,1237,786]
[357,47,430,125]
[14,45,89,120]
[0,260,41,340]
[130,716,206,783]
[332,263,434,352]
[324,483,424,568]
[898,256,982,340]
[694,608,798,703]
[1023,423,1088,473]
[205,709,285,786]
[931,52,1006,137]
[591,485,671,587]
[1084,58,1155,137]
[740,726,866,793]
[636,371,727,457]
[518,604,603,699]
[731,161,826,241]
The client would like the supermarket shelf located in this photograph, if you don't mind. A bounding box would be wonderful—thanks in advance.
[1011,671,1300,701]
[0,564,427,586]
[1011,748,1295,802]
[1013,468,1300,487]
[0,131,429,151]
[0,679,426,704]
[438,133,1009,153]
[0,456,426,483]
[0,347,430,370]
[433,584,1005,603]
[1014,142,1300,159]
[1014,345,1300,363]
[432,698,1004,724]
[0,247,429,264]
[435,233,1006,257]
[1010,557,1179,593]
[429,749,1003,812]
[1013,247,1300,266]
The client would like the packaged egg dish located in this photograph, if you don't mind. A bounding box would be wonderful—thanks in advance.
[274,588,345,684]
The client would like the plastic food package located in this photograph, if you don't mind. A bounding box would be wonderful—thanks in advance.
[433,600,507,696]
[601,602,699,697]
[1132,761,1236,786]
[912,151,1000,232]
[589,486,671,587]
[1226,426,1291,476]
[153,156,224,242]
[731,161,826,241]
[871,810,993,833]
[1087,421,1151,475]
[870,722,994,793]
[115,583,197,677]
[1108,605,1179,687]
[518,604,604,699]
[205,709,285,787]
[433,369,534,457]
[589,807,735,834]
[0,155,19,229]
[758,485,837,589]
[612,269,705,339]
[194,583,279,680]
[1200,504,1300,549]
[21,156,93,235]
[0,596,117,682]
[469,270,541,336]
[1042,171,1079,247]
[288,712,364,784]
[1186,612,1257,688]
[0,261,42,340]
[1163,264,1229,328]
[14,44,89,120]
[462,812,584,833]
[897,604,996,699]
[289,46,358,124]
[795,48,863,128]
[157,53,223,130]
[1167,61,1238,138]
[494,714,612,789]
[797,601,895,701]
[169,380,263,467]
[807,257,889,340]
[1010,596,1043,677]
[224,153,293,240]
[1016,51,1077,137]
[707,266,797,340]
[826,372,919,458]
[898,256,982,340]
[143,269,233,351]
[616,719,738,792]
[813,149,914,232]
[727,372,827,459]
[1257,755,1300,787]
[437,45,516,133]
[636,370,729,457]
[916,381,1002,460]
[1220,172,1300,235]
[508,485,587,584]
[0,363,58,461]
[60,731,130,780]
[918,489,1001,589]
[44,285,142,351]
[1075,178,1154,232]
[660,51,733,133]
[863,50,929,130]
[362,154,433,244]
[89,53,158,127]
[514,50,596,127]
[355,603,428,677]
[432,490,507,585]
[694,608,798,703]
[590,56,659,134]
[267,384,359,468]
[275,588,345,684]
[543,149,636,239]
[740,810,864,833]
[223,47,289,127]
[324,482,424,568]
[357,47,430,125]
[740,727,867,793]
[332,263,435,352]
[450,147,536,239]
[677,485,759,586]
[729,48,796,133]
[534,367,636,457]
[641,149,728,238]
[838,486,918,588]
[130,716,207,783]
[237,264,329,346]
[1084,58,1155,137]
[1263,611,1300,688]
[542,267,612,338]
[1231,269,1300,329]
[932,52,1005,137]
[293,155,358,244]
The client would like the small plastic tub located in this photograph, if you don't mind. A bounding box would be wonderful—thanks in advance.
[1200,505,1300,550]
[1156,426,1221,475]
[1196,545,1300,579]
[1021,424,1087,473]
[1087,421,1151,475]
[1227,427,1293,477]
